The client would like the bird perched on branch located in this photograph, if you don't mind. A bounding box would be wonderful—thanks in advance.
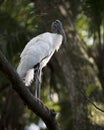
[17,20,66,98]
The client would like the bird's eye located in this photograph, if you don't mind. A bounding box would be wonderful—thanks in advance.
[55,20,60,23]
[55,20,62,25]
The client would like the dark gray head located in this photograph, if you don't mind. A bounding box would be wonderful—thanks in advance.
[51,20,66,43]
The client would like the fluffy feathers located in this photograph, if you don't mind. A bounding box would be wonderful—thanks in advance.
[17,32,63,86]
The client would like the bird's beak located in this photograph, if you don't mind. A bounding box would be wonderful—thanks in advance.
[62,30,67,45]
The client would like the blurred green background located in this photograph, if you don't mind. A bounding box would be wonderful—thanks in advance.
[0,0,104,130]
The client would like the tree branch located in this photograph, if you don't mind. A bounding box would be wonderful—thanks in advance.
[81,90,104,113]
[0,50,60,130]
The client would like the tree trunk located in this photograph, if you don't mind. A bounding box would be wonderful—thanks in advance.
[33,0,102,130]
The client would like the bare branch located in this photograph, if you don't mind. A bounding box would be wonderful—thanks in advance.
[81,90,104,113]
[0,50,60,130]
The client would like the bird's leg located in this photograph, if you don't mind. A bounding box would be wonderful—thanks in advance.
[37,70,41,99]
[35,66,41,99]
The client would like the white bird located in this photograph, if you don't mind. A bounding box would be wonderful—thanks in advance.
[17,20,66,98]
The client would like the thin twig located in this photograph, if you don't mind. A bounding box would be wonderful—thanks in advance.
[81,90,104,113]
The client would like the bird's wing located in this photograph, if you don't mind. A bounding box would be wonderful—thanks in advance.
[17,38,53,78]
[17,32,63,86]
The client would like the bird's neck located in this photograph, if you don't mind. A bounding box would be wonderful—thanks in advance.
[52,33,63,51]
[59,29,66,44]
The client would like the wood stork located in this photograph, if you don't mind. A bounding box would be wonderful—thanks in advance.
[17,20,66,98]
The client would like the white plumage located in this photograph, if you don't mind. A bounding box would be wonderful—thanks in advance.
[17,20,66,98]
[17,32,63,86]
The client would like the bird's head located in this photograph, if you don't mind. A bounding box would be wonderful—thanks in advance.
[51,20,66,44]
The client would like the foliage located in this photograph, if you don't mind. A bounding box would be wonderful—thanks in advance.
[81,0,104,46]
[0,0,42,61]
[82,0,104,33]
[0,0,104,130]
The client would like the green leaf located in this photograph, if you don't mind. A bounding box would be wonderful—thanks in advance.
[86,84,95,97]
